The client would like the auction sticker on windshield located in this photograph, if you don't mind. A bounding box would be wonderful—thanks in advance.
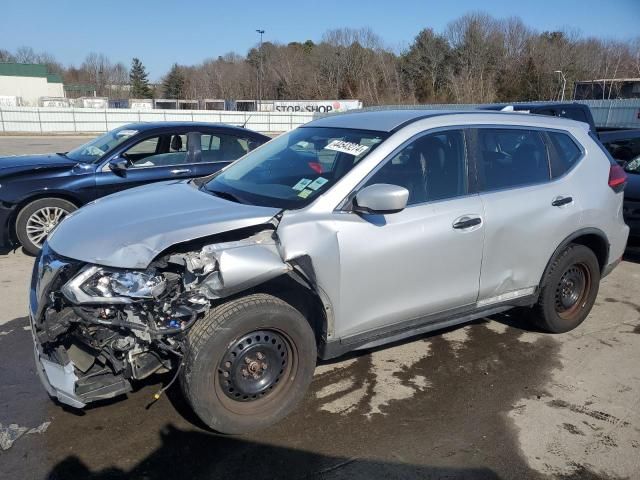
[292,178,313,191]
[325,140,369,156]
[307,177,328,190]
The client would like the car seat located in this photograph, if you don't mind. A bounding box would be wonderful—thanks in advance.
[171,135,183,151]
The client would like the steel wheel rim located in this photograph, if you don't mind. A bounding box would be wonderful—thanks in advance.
[214,328,297,415]
[26,206,68,247]
[218,330,289,402]
[555,262,591,320]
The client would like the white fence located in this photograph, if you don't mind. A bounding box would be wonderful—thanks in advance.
[0,107,319,134]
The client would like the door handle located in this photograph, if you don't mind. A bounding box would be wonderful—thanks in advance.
[552,196,573,207]
[171,168,191,174]
[452,216,482,230]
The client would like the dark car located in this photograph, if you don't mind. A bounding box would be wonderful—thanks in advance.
[600,130,640,163]
[622,157,640,237]
[480,102,599,133]
[0,122,270,254]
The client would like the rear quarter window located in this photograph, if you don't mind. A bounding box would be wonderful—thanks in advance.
[547,132,583,178]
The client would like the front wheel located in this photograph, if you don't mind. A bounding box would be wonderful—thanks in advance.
[15,198,77,255]
[180,294,317,434]
[532,244,600,333]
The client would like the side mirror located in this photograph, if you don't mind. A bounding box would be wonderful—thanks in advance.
[108,157,130,177]
[353,184,409,215]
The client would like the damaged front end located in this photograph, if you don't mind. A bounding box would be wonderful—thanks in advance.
[30,228,290,408]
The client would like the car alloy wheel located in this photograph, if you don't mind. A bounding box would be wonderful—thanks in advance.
[25,206,69,248]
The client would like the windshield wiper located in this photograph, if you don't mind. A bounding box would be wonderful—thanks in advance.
[209,190,244,204]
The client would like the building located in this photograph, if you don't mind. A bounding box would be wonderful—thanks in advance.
[574,78,640,100]
[0,63,64,106]
[63,84,96,99]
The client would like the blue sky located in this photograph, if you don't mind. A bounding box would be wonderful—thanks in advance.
[2,0,638,80]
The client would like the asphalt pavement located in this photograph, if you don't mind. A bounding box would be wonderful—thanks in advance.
[0,137,639,480]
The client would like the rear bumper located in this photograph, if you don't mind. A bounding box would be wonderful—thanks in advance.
[602,221,630,278]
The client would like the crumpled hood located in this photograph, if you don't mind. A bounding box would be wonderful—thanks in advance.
[0,153,76,176]
[48,181,280,269]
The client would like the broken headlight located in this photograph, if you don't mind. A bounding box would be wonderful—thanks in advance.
[62,265,166,304]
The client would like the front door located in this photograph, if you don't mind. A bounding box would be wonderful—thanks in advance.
[95,132,195,198]
[334,129,485,338]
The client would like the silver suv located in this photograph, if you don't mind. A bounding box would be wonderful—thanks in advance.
[30,110,629,433]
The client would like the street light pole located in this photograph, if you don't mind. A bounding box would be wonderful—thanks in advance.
[554,70,567,101]
[256,29,265,110]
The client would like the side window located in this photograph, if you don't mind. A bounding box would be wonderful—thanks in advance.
[125,137,158,156]
[547,132,582,178]
[364,130,467,205]
[201,134,220,152]
[200,133,250,162]
[475,128,550,191]
[125,134,189,168]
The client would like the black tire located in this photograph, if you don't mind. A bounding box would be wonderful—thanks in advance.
[15,198,77,255]
[532,244,600,333]
[180,293,317,434]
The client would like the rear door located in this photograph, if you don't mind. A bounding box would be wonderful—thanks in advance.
[470,126,584,304]
[194,131,264,177]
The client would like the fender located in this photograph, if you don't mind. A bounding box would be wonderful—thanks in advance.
[539,227,610,287]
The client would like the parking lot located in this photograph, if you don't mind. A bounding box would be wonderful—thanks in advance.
[1,136,639,480]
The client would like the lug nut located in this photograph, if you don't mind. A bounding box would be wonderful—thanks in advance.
[256,352,265,360]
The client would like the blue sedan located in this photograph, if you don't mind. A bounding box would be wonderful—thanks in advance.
[0,122,270,254]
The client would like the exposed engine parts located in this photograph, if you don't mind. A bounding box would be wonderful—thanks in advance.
[32,229,294,406]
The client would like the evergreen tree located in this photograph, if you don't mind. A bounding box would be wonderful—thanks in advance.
[162,63,185,99]
[129,58,152,98]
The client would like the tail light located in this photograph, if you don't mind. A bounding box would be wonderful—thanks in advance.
[608,164,627,193]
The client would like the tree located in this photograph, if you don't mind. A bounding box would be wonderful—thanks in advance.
[402,28,451,102]
[129,58,152,98]
[0,49,15,62]
[162,63,185,99]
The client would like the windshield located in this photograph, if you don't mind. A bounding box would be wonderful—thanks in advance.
[66,127,139,163]
[203,127,387,208]
[625,157,640,174]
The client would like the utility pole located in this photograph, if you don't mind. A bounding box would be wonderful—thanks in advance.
[554,70,566,101]
[256,29,265,110]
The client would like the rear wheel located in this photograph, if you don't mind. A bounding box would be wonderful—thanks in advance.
[533,244,600,333]
[15,198,77,255]
[181,293,317,434]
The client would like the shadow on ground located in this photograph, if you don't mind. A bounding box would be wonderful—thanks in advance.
[47,426,501,480]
